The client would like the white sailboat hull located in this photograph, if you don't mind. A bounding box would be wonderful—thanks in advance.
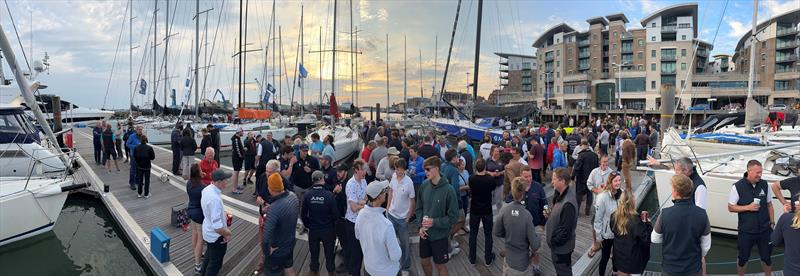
[307,126,363,164]
[0,177,72,246]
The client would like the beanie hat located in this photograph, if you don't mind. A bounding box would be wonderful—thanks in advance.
[268,173,284,193]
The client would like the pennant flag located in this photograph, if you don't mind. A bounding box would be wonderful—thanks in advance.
[266,83,276,94]
[299,63,309,78]
[182,77,192,105]
[138,79,147,95]
[263,91,271,105]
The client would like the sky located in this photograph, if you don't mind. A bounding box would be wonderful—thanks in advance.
[0,0,796,110]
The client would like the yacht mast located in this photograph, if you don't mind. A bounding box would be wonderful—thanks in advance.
[386,34,389,110]
[404,35,407,118]
[745,0,758,132]
[349,0,354,105]
[164,0,169,111]
[129,0,134,116]
[332,0,337,102]
[300,6,304,115]
[195,0,200,116]
[471,0,483,120]
[153,0,157,108]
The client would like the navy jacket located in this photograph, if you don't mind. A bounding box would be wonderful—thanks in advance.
[301,185,338,231]
[263,191,299,258]
[505,181,548,226]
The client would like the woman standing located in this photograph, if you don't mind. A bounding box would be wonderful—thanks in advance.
[185,164,206,274]
[771,199,800,275]
[592,171,622,275]
[610,189,652,276]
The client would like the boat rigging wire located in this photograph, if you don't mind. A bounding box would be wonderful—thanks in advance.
[102,1,130,109]
[3,0,32,73]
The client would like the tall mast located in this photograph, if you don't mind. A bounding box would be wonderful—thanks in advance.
[332,0,337,101]
[355,26,359,107]
[195,0,200,116]
[243,0,249,108]
[153,0,157,107]
[434,34,438,114]
[349,0,354,104]
[129,0,134,115]
[744,0,758,132]
[472,0,484,120]
[404,35,407,118]
[164,0,169,110]
[419,49,423,98]
[300,5,304,115]
[386,33,389,110]
[237,0,243,108]
[319,26,322,106]
[271,4,276,105]
[279,26,283,107]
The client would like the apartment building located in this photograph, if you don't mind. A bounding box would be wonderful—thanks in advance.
[533,3,713,110]
[707,54,735,74]
[489,52,537,105]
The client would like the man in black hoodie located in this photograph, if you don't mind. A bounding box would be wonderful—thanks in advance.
[207,124,221,163]
[170,122,183,175]
[573,140,599,215]
[133,135,156,198]
[301,171,339,275]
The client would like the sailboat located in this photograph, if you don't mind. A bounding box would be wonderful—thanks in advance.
[0,25,87,246]
[649,0,799,235]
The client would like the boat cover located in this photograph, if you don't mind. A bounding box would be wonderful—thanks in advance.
[682,132,763,146]
[238,108,271,119]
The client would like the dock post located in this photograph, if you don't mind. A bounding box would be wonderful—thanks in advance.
[376,103,381,122]
[52,96,65,149]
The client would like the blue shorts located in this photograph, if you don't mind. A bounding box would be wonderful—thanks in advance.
[737,230,772,267]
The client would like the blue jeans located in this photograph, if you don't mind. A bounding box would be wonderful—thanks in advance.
[387,213,411,271]
[128,158,138,187]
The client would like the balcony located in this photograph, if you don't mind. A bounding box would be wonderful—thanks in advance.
[661,68,677,74]
[776,41,798,50]
[775,66,797,73]
[563,73,590,82]
[661,55,676,61]
[621,32,633,40]
[601,72,609,79]
[621,47,633,54]
[697,49,708,57]
[579,52,590,59]
[500,74,508,79]
[776,54,798,63]
[777,27,799,37]
[545,75,554,82]
[662,24,677,32]
[578,40,590,47]
[603,40,609,46]
[545,55,555,61]
[579,64,590,70]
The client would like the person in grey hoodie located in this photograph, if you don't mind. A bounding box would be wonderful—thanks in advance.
[262,173,300,276]
[494,177,541,275]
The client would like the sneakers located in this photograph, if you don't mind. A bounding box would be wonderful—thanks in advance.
[451,240,459,248]
[137,194,142,198]
[448,247,461,257]
[401,271,410,276]
[485,253,496,266]
[145,195,150,199]
[194,263,201,274]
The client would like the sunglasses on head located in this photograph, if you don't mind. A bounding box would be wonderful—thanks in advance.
[610,171,621,176]
[424,167,433,172]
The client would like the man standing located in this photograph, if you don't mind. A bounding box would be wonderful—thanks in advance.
[355,180,402,276]
[551,142,568,170]
[309,133,324,157]
[171,122,183,175]
[494,177,541,275]
[417,135,438,160]
[728,160,775,276]
[263,173,300,276]
[647,157,707,209]
[93,121,104,164]
[301,171,338,276]
[125,126,143,190]
[635,129,650,162]
[416,156,459,276]
[468,159,495,265]
[333,164,350,273]
[243,132,257,185]
[545,168,578,276]
[293,144,320,232]
[770,164,799,213]
[387,158,416,275]
[133,135,155,198]
[573,140,599,215]
[230,129,245,194]
[344,159,369,276]
[255,134,275,181]
[527,138,545,184]
[599,125,610,155]
[208,124,221,163]
[376,147,400,181]
[652,174,711,276]
[200,169,233,276]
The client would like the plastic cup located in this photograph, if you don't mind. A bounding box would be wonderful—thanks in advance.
[753,198,761,206]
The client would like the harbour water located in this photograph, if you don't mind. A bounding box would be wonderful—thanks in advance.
[0,194,151,276]
[639,187,785,273]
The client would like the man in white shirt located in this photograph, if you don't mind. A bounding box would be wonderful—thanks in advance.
[376,147,400,181]
[355,180,402,276]
[386,158,416,275]
[200,169,233,276]
[344,159,369,276]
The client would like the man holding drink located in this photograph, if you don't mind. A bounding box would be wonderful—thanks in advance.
[728,160,775,276]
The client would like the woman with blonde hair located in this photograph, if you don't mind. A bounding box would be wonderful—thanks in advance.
[592,171,622,275]
[771,196,800,275]
[610,189,652,275]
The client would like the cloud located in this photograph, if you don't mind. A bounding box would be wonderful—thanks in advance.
[726,17,750,38]
[761,0,797,18]
[618,0,665,14]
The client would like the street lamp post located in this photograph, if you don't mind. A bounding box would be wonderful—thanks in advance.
[612,62,631,109]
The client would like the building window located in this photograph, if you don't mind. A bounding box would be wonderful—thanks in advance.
[556,38,560,43]
[638,52,644,59]
[613,31,618,38]
[556,72,560,78]
[651,50,656,58]
[557,61,560,67]
[638,65,643,71]
[638,39,644,46]
[651,22,656,27]
[681,49,686,57]
[620,77,646,92]
[680,63,686,70]
[681,35,686,40]
[557,86,560,93]
[651,81,656,89]
[613,43,617,49]
[557,50,560,56]
[680,80,685,88]
[761,41,766,48]
[651,36,656,41]
[651,63,656,71]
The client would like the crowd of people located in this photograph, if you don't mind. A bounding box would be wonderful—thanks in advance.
[97,113,799,276]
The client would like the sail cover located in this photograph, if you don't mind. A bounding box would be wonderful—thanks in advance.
[472,103,538,121]
[238,108,271,119]
[745,98,769,127]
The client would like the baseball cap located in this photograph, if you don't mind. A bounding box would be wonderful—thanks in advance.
[312,170,325,183]
[322,155,333,162]
[336,164,349,172]
[366,180,390,199]
[211,169,232,181]
[299,144,310,151]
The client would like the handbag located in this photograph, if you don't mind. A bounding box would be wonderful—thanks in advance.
[170,202,190,230]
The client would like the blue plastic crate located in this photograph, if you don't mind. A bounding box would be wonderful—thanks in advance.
[150,227,171,263]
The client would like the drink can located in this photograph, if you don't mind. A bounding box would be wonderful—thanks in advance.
[753,198,761,206]
[543,205,550,216]
[226,213,233,227]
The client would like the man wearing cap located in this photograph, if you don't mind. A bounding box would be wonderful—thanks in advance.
[171,121,183,175]
[344,159,369,276]
[376,147,400,181]
[293,144,320,232]
[301,171,338,276]
[356,180,402,276]
[230,128,246,194]
[263,173,300,276]
[320,155,337,191]
[200,169,233,276]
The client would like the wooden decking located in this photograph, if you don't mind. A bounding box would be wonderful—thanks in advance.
[72,127,646,276]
